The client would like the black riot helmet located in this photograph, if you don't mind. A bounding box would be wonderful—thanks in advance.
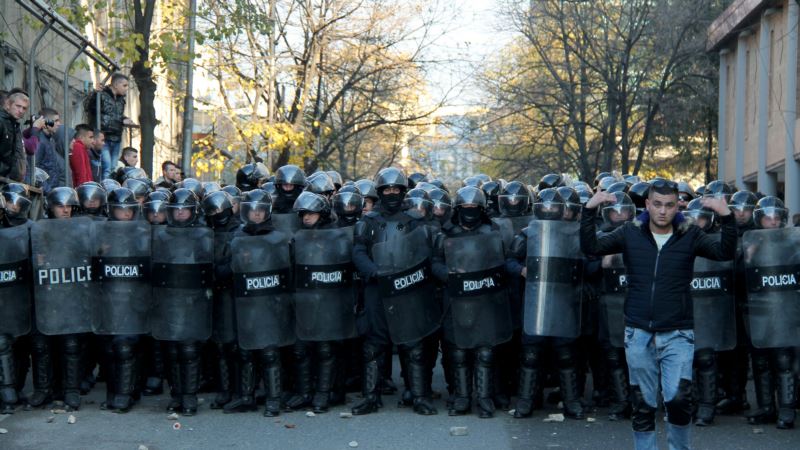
[429,188,452,223]
[221,185,242,202]
[166,188,200,227]
[533,188,564,221]
[143,190,171,225]
[113,166,148,184]
[332,186,363,224]
[293,191,331,219]
[201,182,222,198]
[683,198,715,231]
[177,178,203,198]
[261,181,277,198]
[556,186,581,221]
[623,174,642,186]
[403,188,433,220]
[240,189,273,225]
[454,186,486,228]
[275,164,306,187]
[107,187,140,221]
[101,178,122,192]
[76,181,107,216]
[236,162,270,191]
[429,179,448,192]
[1,191,31,225]
[538,173,565,191]
[202,190,235,228]
[122,177,152,201]
[415,182,437,193]
[628,181,650,213]
[325,170,344,190]
[408,172,429,189]
[606,181,629,194]
[730,190,758,210]
[306,172,336,197]
[354,179,379,200]
[601,192,636,228]
[481,180,502,213]
[2,182,29,197]
[375,167,407,212]
[695,185,707,197]
[753,196,787,229]
[574,184,593,205]
[594,171,613,187]
[46,186,79,218]
[677,181,695,199]
[462,176,483,188]
[475,174,492,184]
[703,180,734,202]
[498,181,530,217]
[597,176,620,193]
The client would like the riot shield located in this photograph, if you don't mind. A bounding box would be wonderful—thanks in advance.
[444,233,512,348]
[294,227,357,341]
[691,256,736,351]
[742,227,800,348]
[31,218,94,335]
[271,213,300,233]
[523,220,583,338]
[231,232,295,349]
[491,215,533,252]
[91,221,151,335]
[600,253,626,348]
[373,226,441,344]
[0,225,31,337]
[212,231,237,343]
[150,226,214,342]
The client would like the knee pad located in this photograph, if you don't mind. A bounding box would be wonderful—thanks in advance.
[773,348,794,372]
[178,343,199,362]
[114,342,135,362]
[520,345,541,369]
[555,345,575,370]
[317,342,333,361]
[31,335,50,354]
[62,336,81,356]
[261,348,280,365]
[0,334,12,353]
[665,379,694,426]
[751,350,770,373]
[693,349,715,370]
[630,385,657,432]
[606,347,624,370]
[362,342,383,363]
[448,348,468,367]
[238,348,254,363]
[476,347,493,366]
[293,341,309,360]
[406,343,426,364]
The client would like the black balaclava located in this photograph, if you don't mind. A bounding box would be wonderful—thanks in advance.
[458,207,482,229]
[380,191,403,213]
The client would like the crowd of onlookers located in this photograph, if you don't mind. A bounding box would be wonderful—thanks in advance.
[0,73,145,190]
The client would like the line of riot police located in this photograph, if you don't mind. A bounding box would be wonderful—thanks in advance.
[0,167,796,431]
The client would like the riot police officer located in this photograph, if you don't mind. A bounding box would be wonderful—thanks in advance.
[273,165,307,213]
[235,162,269,191]
[76,181,107,219]
[354,179,379,213]
[333,186,364,227]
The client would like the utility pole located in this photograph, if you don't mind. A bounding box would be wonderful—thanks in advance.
[267,0,276,169]
[181,0,198,176]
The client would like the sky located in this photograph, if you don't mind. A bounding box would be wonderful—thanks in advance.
[421,0,516,114]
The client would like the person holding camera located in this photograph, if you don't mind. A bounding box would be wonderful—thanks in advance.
[86,73,136,179]
[25,108,65,193]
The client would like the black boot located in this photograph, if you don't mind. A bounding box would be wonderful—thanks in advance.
[111,341,136,413]
[179,343,200,416]
[312,343,335,413]
[0,335,18,414]
[408,344,437,415]
[211,343,235,409]
[224,350,256,413]
[165,343,182,412]
[28,335,53,408]
[607,367,630,421]
[475,347,495,419]
[695,369,717,426]
[143,338,164,396]
[351,343,382,415]
[559,368,585,419]
[775,349,796,430]
[746,353,776,425]
[262,347,282,417]
[448,348,471,416]
[514,345,541,418]
[62,336,83,411]
[286,342,313,410]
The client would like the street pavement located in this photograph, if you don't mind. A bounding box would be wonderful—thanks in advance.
[0,356,797,450]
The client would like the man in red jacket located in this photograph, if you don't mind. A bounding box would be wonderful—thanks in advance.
[70,124,94,187]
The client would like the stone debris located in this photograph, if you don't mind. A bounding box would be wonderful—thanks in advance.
[67,415,77,424]
[339,412,353,419]
[167,413,180,420]
[543,413,565,423]
[348,441,359,448]
[449,426,469,436]
[305,411,316,417]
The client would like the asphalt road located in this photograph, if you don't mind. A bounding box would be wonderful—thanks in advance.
[0,357,797,450]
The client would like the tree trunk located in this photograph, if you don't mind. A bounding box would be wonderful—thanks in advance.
[130,62,157,177]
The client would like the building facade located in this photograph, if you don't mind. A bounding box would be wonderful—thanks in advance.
[708,0,800,213]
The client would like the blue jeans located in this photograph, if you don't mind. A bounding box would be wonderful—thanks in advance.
[101,140,122,179]
[625,327,694,450]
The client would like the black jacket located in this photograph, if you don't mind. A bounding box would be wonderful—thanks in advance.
[86,87,127,142]
[580,207,737,331]
[0,108,26,181]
